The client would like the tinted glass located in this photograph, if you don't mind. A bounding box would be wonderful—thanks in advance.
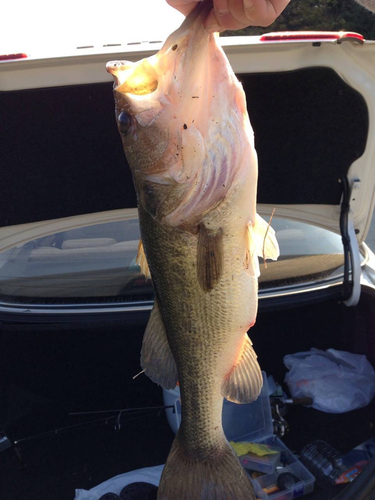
[0,218,153,304]
[0,215,348,305]
[259,217,345,289]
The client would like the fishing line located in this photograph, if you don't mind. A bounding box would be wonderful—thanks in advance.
[69,405,172,416]
[133,368,146,379]
[263,207,276,268]
[13,406,173,446]
[13,416,118,446]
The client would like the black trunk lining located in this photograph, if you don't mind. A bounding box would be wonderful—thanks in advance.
[0,67,368,227]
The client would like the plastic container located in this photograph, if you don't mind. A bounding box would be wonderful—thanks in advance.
[240,445,282,474]
[163,385,180,434]
[163,373,315,499]
[300,440,344,486]
[163,372,273,441]
[248,439,315,499]
[253,461,315,500]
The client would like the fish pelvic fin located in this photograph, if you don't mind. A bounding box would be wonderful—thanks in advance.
[222,334,263,404]
[158,432,256,500]
[140,301,178,390]
[136,239,151,280]
[197,224,223,292]
[245,214,280,278]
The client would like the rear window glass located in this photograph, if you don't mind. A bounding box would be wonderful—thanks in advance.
[0,217,153,304]
[0,214,348,306]
[259,217,345,289]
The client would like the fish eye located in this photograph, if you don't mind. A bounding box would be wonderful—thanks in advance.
[118,111,132,135]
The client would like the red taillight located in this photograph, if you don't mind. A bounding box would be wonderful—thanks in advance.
[0,53,28,61]
[341,32,365,42]
[260,32,364,44]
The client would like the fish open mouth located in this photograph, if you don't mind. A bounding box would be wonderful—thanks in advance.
[106,0,215,102]
[106,58,158,96]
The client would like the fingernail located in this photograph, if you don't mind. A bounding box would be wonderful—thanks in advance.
[206,24,221,33]
[216,9,229,16]
[244,0,255,10]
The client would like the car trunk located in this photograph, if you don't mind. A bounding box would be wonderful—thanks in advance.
[1,36,375,499]
[0,64,371,309]
[1,289,374,500]
[0,65,370,229]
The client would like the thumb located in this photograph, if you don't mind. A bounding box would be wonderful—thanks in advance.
[166,0,202,16]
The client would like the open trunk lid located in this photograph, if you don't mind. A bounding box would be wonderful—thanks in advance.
[0,35,375,243]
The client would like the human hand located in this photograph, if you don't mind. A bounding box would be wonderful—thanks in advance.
[167,0,291,31]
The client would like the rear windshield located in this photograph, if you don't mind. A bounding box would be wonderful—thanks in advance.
[258,217,346,290]
[0,66,368,307]
[0,217,153,305]
[0,215,347,306]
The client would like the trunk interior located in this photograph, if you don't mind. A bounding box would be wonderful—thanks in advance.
[1,290,374,500]
[0,68,368,228]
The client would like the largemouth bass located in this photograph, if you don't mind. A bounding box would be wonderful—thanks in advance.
[107,2,279,498]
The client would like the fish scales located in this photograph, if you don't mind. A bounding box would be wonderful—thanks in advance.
[139,204,255,449]
[107,1,279,498]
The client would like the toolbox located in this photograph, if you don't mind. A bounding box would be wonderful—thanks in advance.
[163,373,315,499]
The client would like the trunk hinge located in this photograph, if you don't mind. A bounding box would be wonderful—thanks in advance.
[339,176,361,306]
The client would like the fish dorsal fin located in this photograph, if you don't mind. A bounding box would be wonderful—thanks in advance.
[221,334,262,404]
[245,214,280,278]
[140,300,178,390]
[136,239,151,280]
[197,224,223,292]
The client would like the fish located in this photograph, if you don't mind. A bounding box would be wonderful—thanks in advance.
[106,2,279,499]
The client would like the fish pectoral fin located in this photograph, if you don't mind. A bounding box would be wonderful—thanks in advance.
[254,213,280,261]
[222,334,263,404]
[245,214,280,278]
[140,301,178,390]
[197,224,223,292]
[136,240,151,280]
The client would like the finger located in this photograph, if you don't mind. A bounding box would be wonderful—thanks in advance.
[205,9,223,32]
[166,0,200,16]
[206,4,247,31]
[213,0,230,15]
[226,0,250,25]
[243,0,290,27]
[266,0,291,17]
[215,0,249,29]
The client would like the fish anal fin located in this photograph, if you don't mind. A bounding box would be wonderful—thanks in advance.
[140,301,178,390]
[136,239,151,280]
[197,224,223,292]
[222,334,263,404]
[158,432,256,500]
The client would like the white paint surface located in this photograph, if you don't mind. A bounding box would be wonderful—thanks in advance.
[1,0,184,54]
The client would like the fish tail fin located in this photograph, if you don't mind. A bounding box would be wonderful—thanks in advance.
[158,433,256,500]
